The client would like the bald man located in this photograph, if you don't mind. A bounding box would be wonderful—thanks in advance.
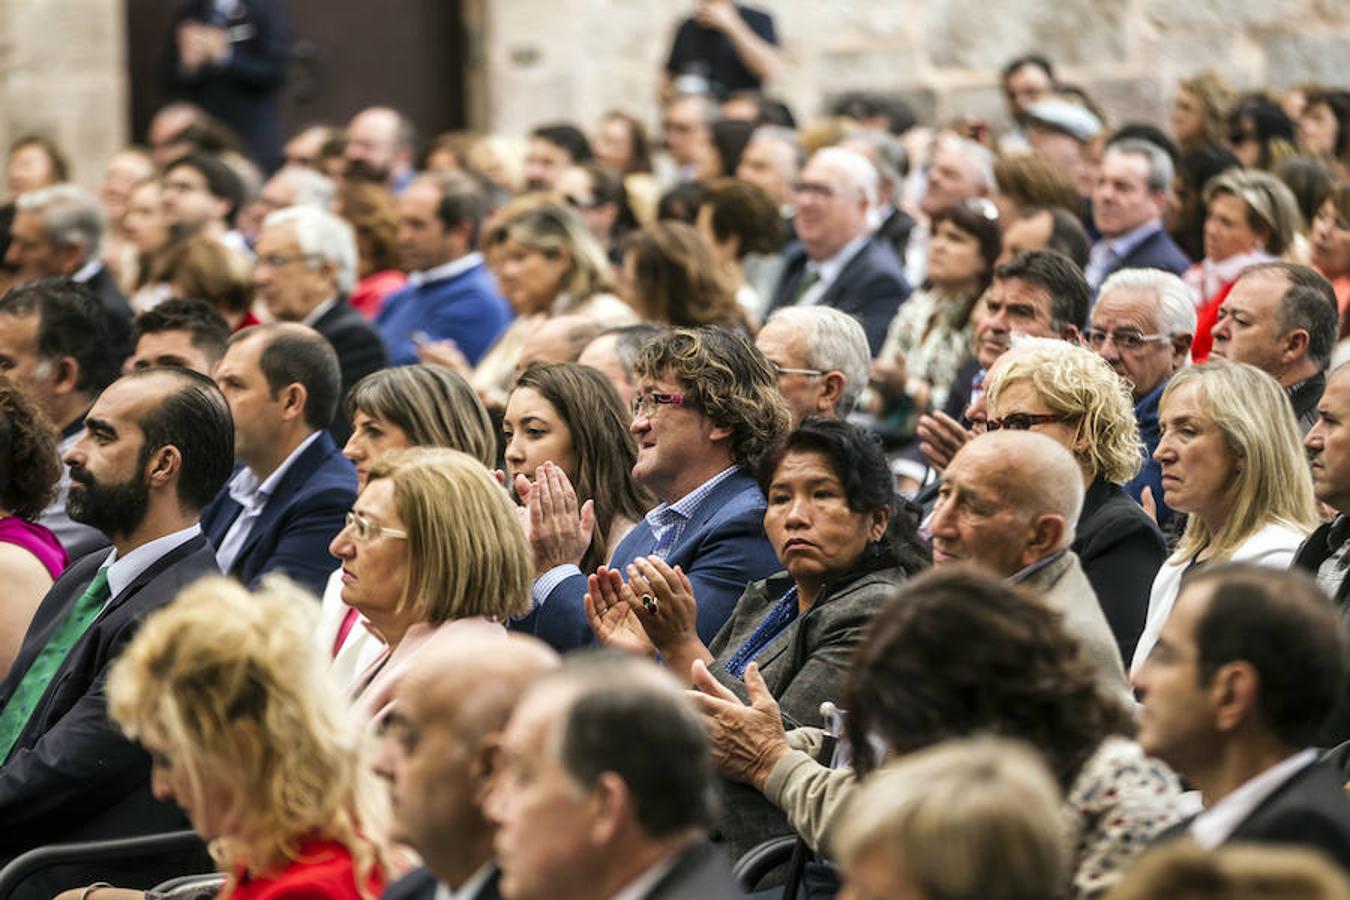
[376,629,560,900]
[931,431,1128,695]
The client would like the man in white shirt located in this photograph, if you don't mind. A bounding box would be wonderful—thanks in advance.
[487,654,743,900]
[1133,563,1350,866]
[378,629,559,900]
[202,323,356,595]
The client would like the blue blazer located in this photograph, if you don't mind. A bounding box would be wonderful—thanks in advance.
[768,235,911,355]
[1102,229,1191,283]
[515,470,781,653]
[201,431,356,596]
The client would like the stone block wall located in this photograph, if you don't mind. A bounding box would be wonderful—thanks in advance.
[0,0,127,190]
[482,0,1350,137]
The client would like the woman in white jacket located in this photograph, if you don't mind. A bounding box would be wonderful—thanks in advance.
[1131,362,1319,672]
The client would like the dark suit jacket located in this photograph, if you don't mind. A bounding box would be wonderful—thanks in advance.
[646,841,744,900]
[515,470,780,653]
[1097,228,1191,285]
[383,866,501,900]
[1295,518,1350,746]
[0,533,217,858]
[1229,760,1350,869]
[708,567,900,865]
[73,265,133,362]
[874,207,916,263]
[311,297,389,445]
[768,236,911,355]
[1073,479,1166,666]
[201,431,356,596]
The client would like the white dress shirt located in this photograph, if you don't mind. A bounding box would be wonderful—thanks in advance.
[215,431,323,573]
[796,233,870,307]
[97,523,206,614]
[1189,749,1319,848]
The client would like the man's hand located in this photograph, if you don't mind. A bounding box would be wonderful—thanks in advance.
[585,567,656,656]
[688,660,789,791]
[916,410,972,472]
[524,462,594,576]
[693,0,740,32]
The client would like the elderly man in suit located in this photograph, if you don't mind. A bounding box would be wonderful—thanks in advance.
[203,323,356,596]
[517,327,788,653]
[1133,564,1350,867]
[487,652,744,900]
[252,205,387,443]
[1084,139,1191,292]
[767,147,910,354]
[378,630,559,900]
[0,367,232,861]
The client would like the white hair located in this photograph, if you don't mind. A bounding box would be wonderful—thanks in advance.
[263,205,358,295]
[16,183,105,263]
[934,134,995,193]
[1097,268,1197,341]
[810,146,879,211]
[765,306,871,415]
[271,166,336,210]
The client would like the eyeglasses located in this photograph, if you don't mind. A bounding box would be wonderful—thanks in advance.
[770,362,825,379]
[986,412,1067,432]
[632,391,689,418]
[344,510,408,542]
[1082,329,1170,351]
[960,197,1000,222]
[256,253,320,269]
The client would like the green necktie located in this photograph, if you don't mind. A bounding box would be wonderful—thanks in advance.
[0,568,112,762]
[791,268,822,305]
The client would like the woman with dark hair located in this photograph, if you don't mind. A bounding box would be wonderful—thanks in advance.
[621,220,746,328]
[868,198,1002,431]
[1299,89,1350,180]
[503,362,653,574]
[1313,181,1350,316]
[5,134,68,201]
[588,418,928,862]
[692,564,1183,900]
[1226,95,1298,171]
[0,377,67,676]
[696,177,784,324]
[592,110,654,176]
[556,161,640,265]
[1164,144,1241,262]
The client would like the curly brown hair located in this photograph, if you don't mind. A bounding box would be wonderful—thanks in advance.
[0,375,61,521]
[632,326,790,470]
[623,221,744,328]
[845,564,1134,788]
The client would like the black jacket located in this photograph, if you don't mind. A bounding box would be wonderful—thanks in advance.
[311,297,388,444]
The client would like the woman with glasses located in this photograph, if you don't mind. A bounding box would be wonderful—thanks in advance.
[316,365,497,693]
[330,447,532,720]
[1185,168,1303,361]
[1130,362,1319,673]
[983,340,1166,667]
[867,200,1002,440]
[587,417,929,863]
[503,362,653,574]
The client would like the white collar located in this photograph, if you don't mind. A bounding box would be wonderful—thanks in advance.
[228,431,323,511]
[1189,748,1319,848]
[809,232,870,286]
[71,259,103,283]
[434,862,494,900]
[610,851,681,900]
[99,523,204,600]
[301,295,340,327]
[408,252,483,288]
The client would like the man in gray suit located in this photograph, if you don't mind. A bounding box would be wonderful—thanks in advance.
[487,653,744,900]
[0,367,233,868]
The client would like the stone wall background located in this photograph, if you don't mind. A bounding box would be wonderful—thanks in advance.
[2,0,1349,189]
[484,0,1350,138]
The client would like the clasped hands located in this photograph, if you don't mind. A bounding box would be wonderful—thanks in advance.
[584,556,701,660]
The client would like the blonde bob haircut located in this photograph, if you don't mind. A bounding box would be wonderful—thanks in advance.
[833,737,1069,900]
[366,447,532,624]
[344,364,495,468]
[1162,362,1318,562]
[985,340,1144,485]
[501,201,615,309]
[1107,841,1350,900]
[107,576,387,897]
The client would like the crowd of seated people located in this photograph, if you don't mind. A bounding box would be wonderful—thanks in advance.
[6,12,1350,898]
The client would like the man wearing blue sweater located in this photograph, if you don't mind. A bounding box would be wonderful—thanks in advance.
[377,172,512,367]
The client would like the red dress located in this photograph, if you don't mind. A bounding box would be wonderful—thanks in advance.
[225,839,384,900]
[349,270,408,320]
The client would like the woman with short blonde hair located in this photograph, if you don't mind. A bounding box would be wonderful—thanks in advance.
[107,576,388,898]
[835,737,1069,900]
[1132,362,1319,671]
[985,340,1166,665]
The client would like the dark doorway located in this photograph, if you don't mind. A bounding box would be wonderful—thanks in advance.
[125,0,467,155]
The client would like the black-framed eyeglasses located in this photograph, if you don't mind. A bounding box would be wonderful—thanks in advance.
[632,391,689,418]
[770,362,825,379]
[986,412,1067,432]
[1082,329,1170,352]
[344,510,408,542]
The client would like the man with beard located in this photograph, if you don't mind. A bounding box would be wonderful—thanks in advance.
[0,366,232,867]
[345,106,417,193]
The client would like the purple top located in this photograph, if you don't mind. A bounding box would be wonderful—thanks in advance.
[0,516,70,580]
